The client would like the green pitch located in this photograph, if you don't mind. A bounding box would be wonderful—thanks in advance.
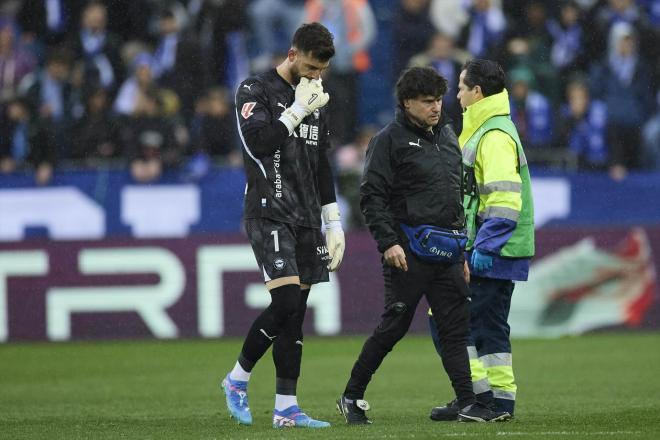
[2,333,660,439]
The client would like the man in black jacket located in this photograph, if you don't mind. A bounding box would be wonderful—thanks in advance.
[336,67,510,424]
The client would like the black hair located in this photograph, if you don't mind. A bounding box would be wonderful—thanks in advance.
[45,47,73,67]
[84,0,106,11]
[292,22,335,61]
[395,67,448,108]
[158,7,176,20]
[461,59,506,97]
[559,0,579,8]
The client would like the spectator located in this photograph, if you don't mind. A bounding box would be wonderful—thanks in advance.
[72,87,121,163]
[461,0,506,59]
[17,0,79,48]
[67,1,123,92]
[408,32,465,133]
[508,66,554,151]
[392,0,436,81]
[122,88,183,183]
[429,0,469,40]
[248,0,305,72]
[152,7,206,121]
[547,1,585,82]
[589,22,654,180]
[189,87,240,166]
[502,1,560,105]
[113,52,154,116]
[0,97,57,185]
[0,18,37,102]
[558,76,608,170]
[591,0,655,62]
[191,0,249,91]
[305,0,377,145]
[21,48,77,160]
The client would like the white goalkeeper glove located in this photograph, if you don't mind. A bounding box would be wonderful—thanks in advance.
[279,77,330,134]
[322,202,345,272]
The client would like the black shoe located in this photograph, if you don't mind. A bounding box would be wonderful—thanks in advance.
[336,395,372,424]
[458,402,511,422]
[430,399,460,421]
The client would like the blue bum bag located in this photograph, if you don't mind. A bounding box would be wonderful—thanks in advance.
[400,223,468,264]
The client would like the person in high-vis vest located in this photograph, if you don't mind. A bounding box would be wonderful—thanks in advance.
[429,59,534,420]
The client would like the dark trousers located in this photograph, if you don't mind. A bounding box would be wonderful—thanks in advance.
[344,249,475,407]
[468,276,514,354]
[430,276,516,414]
[430,275,514,355]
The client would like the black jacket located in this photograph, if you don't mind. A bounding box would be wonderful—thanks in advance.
[360,110,464,253]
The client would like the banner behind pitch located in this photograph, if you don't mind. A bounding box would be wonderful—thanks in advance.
[1,229,659,342]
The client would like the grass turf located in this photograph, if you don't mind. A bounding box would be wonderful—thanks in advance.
[1,333,660,439]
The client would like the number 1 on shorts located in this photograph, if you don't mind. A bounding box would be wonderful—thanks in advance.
[271,230,280,252]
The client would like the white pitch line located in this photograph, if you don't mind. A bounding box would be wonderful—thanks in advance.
[441,432,642,437]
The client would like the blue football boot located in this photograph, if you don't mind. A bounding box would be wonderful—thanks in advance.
[221,374,252,425]
[272,405,331,428]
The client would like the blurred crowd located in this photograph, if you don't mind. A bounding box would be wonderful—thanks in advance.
[338,0,660,228]
[0,0,248,184]
[394,0,659,179]
[0,0,658,195]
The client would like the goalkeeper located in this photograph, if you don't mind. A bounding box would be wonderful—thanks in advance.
[221,23,344,429]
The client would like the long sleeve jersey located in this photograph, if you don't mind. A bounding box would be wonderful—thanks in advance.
[235,69,335,229]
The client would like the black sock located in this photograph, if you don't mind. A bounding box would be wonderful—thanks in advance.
[273,288,308,380]
[238,284,301,371]
[276,377,297,395]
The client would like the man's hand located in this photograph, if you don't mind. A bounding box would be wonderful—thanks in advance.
[463,260,470,283]
[322,203,344,271]
[279,78,330,133]
[384,245,408,272]
[471,249,493,272]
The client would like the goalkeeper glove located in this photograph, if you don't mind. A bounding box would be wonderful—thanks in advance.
[322,202,345,272]
[279,77,330,134]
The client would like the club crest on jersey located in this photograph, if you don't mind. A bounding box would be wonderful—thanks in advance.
[273,258,286,270]
[241,102,256,119]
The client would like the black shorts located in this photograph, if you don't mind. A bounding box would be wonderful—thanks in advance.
[245,218,330,285]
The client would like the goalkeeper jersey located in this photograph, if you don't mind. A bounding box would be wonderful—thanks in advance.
[235,69,331,229]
